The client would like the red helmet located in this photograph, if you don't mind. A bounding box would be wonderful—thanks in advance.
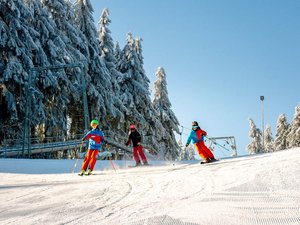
[129,124,136,129]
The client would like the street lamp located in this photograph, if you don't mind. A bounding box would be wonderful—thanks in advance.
[260,96,264,152]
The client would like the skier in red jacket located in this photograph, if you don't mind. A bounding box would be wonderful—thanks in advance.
[125,124,149,166]
[185,121,216,164]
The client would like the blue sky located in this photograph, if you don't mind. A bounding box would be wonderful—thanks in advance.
[91,0,300,156]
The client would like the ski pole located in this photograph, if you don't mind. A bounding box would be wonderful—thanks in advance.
[106,143,116,172]
[109,157,117,172]
[72,142,83,174]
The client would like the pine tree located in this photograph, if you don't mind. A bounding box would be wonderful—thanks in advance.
[187,145,196,160]
[0,0,39,141]
[179,145,195,160]
[264,124,274,152]
[134,37,164,152]
[41,0,91,135]
[116,33,164,152]
[178,147,187,160]
[26,0,75,138]
[114,42,122,70]
[58,0,89,135]
[41,0,89,64]
[74,0,113,121]
[98,8,115,73]
[153,67,180,159]
[274,113,289,151]
[287,103,300,148]
[97,8,127,134]
[247,118,263,154]
[117,34,153,132]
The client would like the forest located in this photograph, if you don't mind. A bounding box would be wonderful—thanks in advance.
[0,0,180,159]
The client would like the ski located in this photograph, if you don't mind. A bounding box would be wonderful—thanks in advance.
[128,165,140,168]
[78,172,94,176]
[200,159,219,164]
[210,159,219,163]
[128,163,151,168]
[78,169,93,176]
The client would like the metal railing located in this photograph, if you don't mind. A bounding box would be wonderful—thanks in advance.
[0,133,133,158]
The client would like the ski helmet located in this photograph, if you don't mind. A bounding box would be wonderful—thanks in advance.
[192,121,198,126]
[129,124,136,129]
[90,119,99,126]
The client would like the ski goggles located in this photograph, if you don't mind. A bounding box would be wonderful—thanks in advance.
[192,125,198,129]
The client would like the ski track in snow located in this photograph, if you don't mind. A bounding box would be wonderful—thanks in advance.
[0,148,300,225]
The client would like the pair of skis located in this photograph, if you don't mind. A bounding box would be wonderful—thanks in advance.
[78,172,93,176]
[128,163,151,168]
[73,143,117,176]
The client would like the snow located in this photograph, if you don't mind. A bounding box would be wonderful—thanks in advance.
[1,148,300,225]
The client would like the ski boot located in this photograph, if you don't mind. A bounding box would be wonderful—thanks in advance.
[209,158,218,163]
[200,159,210,164]
[129,162,141,167]
[86,169,93,176]
[78,170,85,176]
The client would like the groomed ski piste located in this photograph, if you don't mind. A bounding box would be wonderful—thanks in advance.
[1,148,300,225]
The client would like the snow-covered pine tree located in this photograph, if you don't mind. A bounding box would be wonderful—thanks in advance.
[97,8,127,137]
[187,145,196,160]
[74,0,113,122]
[98,8,116,76]
[42,0,89,61]
[178,145,195,161]
[25,0,76,139]
[133,37,165,153]
[274,113,289,151]
[58,0,89,135]
[0,0,39,141]
[178,147,186,160]
[114,42,122,71]
[287,103,300,148]
[41,0,90,136]
[247,118,263,154]
[264,124,274,152]
[153,67,180,159]
[117,33,154,140]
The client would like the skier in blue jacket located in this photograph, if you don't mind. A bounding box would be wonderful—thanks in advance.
[79,119,104,176]
[186,121,216,163]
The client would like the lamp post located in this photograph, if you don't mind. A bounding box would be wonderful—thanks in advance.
[260,96,264,152]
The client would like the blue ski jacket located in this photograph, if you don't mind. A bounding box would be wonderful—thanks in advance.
[186,128,207,145]
[82,129,104,150]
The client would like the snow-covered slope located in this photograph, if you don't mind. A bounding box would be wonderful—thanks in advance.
[1,148,300,225]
